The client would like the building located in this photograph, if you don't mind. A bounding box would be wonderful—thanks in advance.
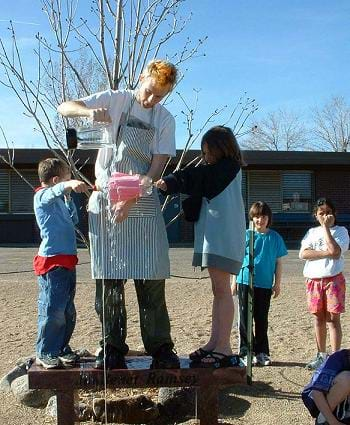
[1,149,349,247]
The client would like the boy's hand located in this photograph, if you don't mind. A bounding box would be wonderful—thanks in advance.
[89,108,112,123]
[65,180,89,194]
[154,179,167,191]
[272,283,281,298]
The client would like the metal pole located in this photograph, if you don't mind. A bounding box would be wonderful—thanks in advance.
[246,220,255,385]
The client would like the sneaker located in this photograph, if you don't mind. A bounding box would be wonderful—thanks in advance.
[240,354,257,366]
[315,412,328,424]
[150,344,180,369]
[306,353,327,371]
[256,353,271,366]
[59,349,80,366]
[36,355,60,369]
[94,344,127,370]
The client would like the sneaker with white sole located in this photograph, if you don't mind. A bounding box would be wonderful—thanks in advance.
[36,355,60,369]
[256,353,271,366]
[59,350,80,366]
[306,352,327,371]
[241,354,258,366]
[315,412,328,424]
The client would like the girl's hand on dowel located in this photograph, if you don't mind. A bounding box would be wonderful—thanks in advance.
[154,179,167,191]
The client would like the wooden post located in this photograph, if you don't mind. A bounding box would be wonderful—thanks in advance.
[247,220,255,385]
[56,390,78,425]
[197,385,219,425]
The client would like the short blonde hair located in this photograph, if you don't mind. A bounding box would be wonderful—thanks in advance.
[142,59,178,89]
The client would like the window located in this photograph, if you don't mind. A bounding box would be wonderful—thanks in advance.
[0,171,9,213]
[244,170,314,214]
[247,171,281,212]
[282,172,313,212]
[0,169,38,213]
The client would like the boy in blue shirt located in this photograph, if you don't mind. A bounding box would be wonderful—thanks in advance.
[33,158,88,369]
[232,201,287,366]
[302,349,350,424]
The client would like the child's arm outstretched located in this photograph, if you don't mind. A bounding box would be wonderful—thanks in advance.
[272,257,283,298]
[154,158,240,198]
[65,180,90,225]
[64,180,89,194]
[38,180,88,206]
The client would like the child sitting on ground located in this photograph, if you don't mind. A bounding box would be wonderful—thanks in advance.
[33,158,88,369]
[302,349,350,424]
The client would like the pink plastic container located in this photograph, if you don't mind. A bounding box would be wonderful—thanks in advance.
[108,172,151,203]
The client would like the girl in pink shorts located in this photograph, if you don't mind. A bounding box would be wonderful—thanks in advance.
[299,198,349,370]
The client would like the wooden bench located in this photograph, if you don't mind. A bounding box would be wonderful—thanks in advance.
[28,356,246,425]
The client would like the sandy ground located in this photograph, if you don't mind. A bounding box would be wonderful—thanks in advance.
[1,247,350,425]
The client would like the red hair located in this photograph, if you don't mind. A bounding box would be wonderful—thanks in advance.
[143,59,178,89]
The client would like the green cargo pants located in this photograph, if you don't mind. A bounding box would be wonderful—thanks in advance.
[95,279,174,355]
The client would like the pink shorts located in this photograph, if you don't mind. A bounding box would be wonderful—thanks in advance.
[306,273,346,314]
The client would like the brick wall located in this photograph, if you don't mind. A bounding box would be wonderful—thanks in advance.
[315,170,350,214]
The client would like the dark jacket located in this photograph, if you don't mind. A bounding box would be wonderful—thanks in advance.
[161,157,240,221]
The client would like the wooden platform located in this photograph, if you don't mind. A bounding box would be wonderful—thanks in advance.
[28,356,246,425]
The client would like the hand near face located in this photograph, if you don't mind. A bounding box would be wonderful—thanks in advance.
[320,214,335,228]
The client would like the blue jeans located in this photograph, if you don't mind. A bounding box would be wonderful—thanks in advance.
[36,267,76,357]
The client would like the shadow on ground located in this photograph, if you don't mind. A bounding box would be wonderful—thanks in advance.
[221,380,301,403]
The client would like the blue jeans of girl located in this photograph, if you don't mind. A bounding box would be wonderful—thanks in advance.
[36,267,76,357]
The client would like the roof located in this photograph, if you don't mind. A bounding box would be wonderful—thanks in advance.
[0,149,97,168]
[1,148,349,168]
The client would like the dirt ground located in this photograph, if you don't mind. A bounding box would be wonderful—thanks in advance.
[1,247,350,425]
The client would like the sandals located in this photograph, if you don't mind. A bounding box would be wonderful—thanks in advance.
[191,351,241,369]
[189,348,210,362]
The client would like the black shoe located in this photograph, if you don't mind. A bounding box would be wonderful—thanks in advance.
[59,347,80,366]
[94,345,127,370]
[150,344,180,369]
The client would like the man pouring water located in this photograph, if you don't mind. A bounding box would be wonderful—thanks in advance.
[58,59,180,370]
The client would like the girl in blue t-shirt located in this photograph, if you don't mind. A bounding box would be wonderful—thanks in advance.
[232,201,288,366]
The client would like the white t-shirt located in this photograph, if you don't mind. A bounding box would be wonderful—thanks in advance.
[80,89,176,185]
[299,225,349,278]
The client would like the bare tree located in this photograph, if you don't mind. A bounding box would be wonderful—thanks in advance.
[0,1,206,154]
[312,96,350,152]
[0,0,257,228]
[242,108,309,151]
[161,90,257,220]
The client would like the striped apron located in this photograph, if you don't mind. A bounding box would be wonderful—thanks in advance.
[88,100,170,280]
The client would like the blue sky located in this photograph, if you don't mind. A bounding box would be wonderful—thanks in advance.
[0,0,349,149]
